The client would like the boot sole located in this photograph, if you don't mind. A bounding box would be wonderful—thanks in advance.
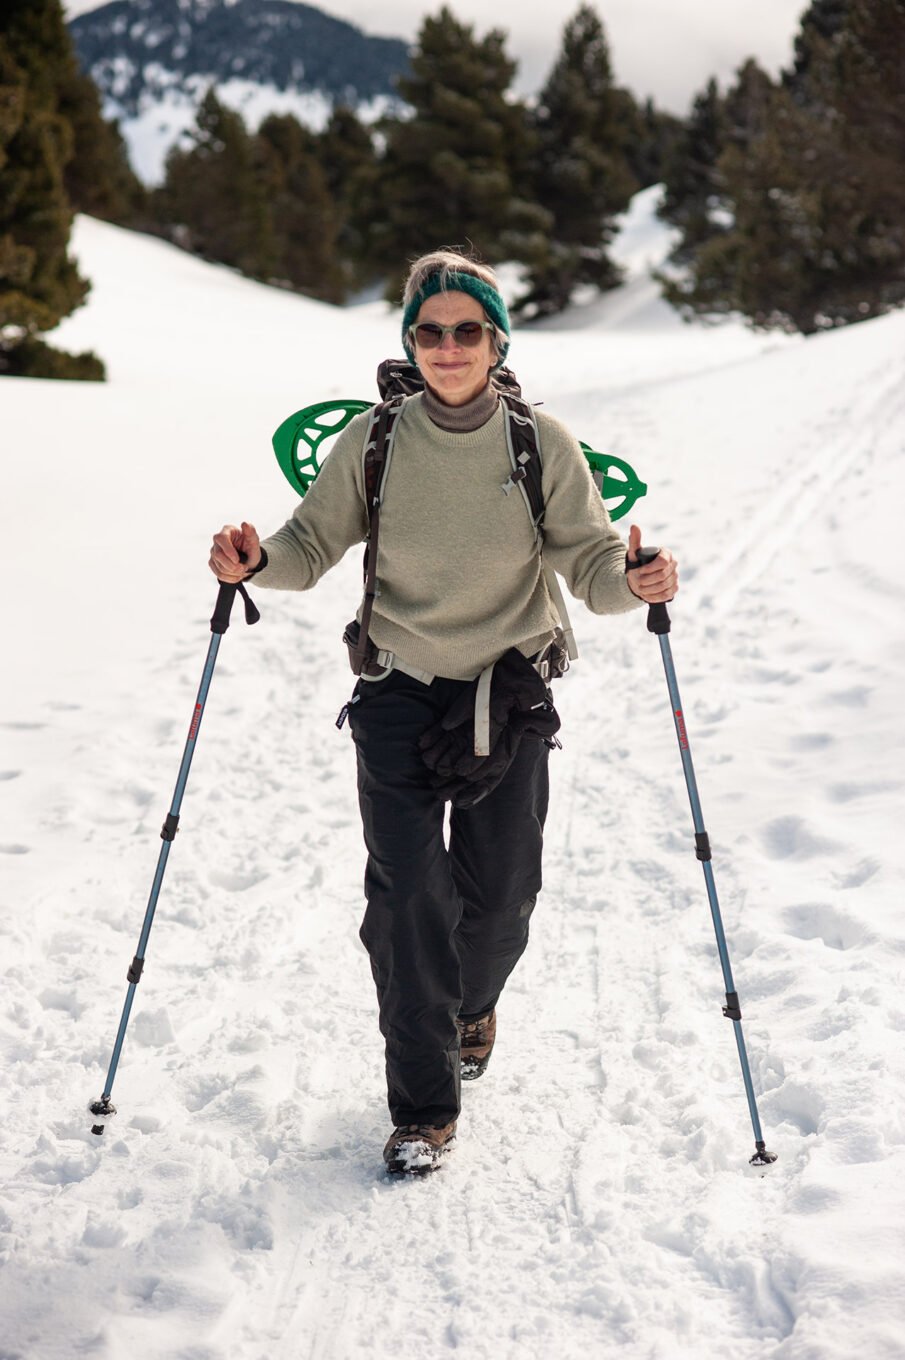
[461,1054,492,1081]
[384,1135,456,1177]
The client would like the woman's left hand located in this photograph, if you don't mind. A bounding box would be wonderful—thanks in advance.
[625,524,679,603]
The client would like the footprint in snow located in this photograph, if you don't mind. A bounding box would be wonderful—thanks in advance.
[751,666,800,686]
[116,781,155,809]
[628,858,674,887]
[0,843,30,854]
[828,1117,888,1165]
[783,902,868,951]
[789,1182,842,1214]
[184,1072,232,1111]
[0,769,22,780]
[763,1079,825,1137]
[81,1216,127,1249]
[824,685,872,707]
[761,815,840,860]
[196,1192,274,1250]
[228,1031,269,1054]
[631,1040,663,1072]
[833,857,880,889]
[695,700,735,722]
[808,1008,856,1042]
[208,867,269,892]
[131,1008,176,1047]
[31,1151,99,1185]
[129,1115,162,1135]
[38,987,85,1018]
[828,779,902,804]
[789,731,834,751]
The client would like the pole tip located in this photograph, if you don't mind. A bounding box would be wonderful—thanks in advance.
[89,1096,116,1135]
[750,1147,778,1168]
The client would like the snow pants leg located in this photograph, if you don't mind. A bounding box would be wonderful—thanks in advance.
[350,670,549,1128]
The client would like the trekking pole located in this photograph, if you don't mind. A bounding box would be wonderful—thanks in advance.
[631,547,777,1168]
[89,568,260,1135]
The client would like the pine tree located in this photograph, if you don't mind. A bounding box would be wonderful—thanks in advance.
[665,76,818,328]
[359,7,548,298]
[516,4,638,316]
[660,59,831,330]
[626,97,683,191]
[808,0,905,320]
[722,58,775,152]
[663,1,905,333]
[316,106,377,293]
[786,0,852,103]
[0,0,103,379]
[0,46,32,309]
[517,7,630,314]
[658,78,725,263]
[257,113,344,302]
[60,68,144,225]
[158,88,275,281]
[318,106,375,205]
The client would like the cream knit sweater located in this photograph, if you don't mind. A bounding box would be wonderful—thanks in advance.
[254,392,641,679]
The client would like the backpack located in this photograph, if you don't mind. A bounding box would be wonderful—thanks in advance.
[347,359,577,678]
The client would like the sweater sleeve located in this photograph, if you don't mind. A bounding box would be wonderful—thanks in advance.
[251,411,371,592]
[537,411,642,616]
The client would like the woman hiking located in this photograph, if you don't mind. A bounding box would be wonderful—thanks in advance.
[209,250,678,1177]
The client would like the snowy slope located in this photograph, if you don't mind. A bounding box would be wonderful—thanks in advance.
[2,201,905,1360]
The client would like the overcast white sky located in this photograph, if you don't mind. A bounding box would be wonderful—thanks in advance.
[64,0,808,115]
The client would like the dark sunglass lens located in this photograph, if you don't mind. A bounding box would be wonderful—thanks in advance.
[454,322,485,345]
[414,324,444,347]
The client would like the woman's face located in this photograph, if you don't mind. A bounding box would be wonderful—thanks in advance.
[413,291,496,407]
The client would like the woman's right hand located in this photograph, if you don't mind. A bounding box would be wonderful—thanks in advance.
[209,522,261,582]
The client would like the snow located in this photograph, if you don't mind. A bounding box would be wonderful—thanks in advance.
[3,192,905,1359]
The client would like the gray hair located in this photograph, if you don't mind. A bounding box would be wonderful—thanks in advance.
[402,249,502,311]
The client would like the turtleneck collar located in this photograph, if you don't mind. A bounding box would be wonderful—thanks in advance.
[421,380,500,434]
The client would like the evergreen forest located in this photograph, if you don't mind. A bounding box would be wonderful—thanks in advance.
[657,0,905,332]
[2,0,903,380]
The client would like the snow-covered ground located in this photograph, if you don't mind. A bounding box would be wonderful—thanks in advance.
[3,195,905,1360]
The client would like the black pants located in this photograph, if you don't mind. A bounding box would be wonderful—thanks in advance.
[349,669,549,1127]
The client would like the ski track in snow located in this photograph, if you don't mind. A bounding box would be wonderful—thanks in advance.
[3,209,905,1360]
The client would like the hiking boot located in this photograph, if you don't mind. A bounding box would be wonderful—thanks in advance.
[457,1009,496,1081]
[383,1121,457,1177]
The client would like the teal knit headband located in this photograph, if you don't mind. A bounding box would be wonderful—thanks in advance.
[402,271,511,368]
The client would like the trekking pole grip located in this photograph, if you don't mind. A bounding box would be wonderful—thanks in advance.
[210,552,261,634]
[626,545,671,635]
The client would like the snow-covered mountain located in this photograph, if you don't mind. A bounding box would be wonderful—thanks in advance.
[69,0,410,183]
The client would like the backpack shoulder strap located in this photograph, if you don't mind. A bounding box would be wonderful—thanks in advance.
[500,392,544,538]
[500,394,578,663]
[362,393,407,508]
[350,394,407,674]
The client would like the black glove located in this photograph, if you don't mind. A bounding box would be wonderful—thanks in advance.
[418,648,561,808]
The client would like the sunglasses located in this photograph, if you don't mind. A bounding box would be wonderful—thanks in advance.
[408,320,496,349]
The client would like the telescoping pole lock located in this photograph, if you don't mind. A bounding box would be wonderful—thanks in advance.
[89,569,260,1135]
[629,547,777,1169]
